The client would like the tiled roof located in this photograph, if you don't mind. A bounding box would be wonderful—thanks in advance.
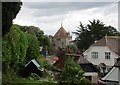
[93,36,120,56]
[53,26,68,38]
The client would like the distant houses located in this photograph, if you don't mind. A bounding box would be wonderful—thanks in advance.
[83,36,120,73]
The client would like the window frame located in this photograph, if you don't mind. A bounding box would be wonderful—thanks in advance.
[91,52,98,59]
[105,52,111,60]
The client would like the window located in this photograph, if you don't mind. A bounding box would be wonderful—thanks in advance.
[91,52,98,59]
[106,66,112,72]
[57,38,61,41]
[105,52,111,59]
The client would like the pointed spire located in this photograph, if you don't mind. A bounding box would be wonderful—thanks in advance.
[61,21,63,27]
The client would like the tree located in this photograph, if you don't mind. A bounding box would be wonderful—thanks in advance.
[60,57,86,85]
[2,2,22,36]
[2,24,40,81]
[26,34,40,63]
[66,43,78,53]
[73,19,120,51]
[20,25,50,47]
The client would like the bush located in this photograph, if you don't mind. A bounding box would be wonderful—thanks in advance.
[60,57,85,84]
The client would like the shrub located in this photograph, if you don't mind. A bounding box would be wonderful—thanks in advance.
[60,57,85,84]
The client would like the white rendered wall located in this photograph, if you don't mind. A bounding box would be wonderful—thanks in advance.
[83,46,119,66]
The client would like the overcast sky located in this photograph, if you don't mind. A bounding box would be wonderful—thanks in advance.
[13,1,119,39]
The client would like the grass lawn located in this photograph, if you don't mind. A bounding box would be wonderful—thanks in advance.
[3,79,58,85]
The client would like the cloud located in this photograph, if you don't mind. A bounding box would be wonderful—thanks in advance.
[23,2,114,17]
[14,2,118,38]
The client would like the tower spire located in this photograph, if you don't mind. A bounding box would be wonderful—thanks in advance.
[61,21,63,27]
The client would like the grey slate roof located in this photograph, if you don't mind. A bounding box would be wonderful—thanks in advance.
[93,36,120,56]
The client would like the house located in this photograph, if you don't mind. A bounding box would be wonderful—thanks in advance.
[83,36,120,73]
[52,23,72,49]
[77,56,100,84]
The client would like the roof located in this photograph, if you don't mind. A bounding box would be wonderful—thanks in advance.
[53,26,68,38]
[77,56,99,72]
[93,36,120,56]
[25,59,40,68]
[102,67,118,82]
[80,64,100,72]
[77,56,91,64]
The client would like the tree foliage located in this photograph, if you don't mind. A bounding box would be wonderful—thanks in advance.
[26,34,40,63]
[2,2,22,36]
[74,19,120,51]
[2,25,28,73]
[20,25,50,47]
[60,57,85,84]
[2,24,40,79]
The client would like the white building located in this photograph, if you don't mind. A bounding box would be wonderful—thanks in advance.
[83,36,120,73]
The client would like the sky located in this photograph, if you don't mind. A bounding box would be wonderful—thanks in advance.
[13,1,119,39]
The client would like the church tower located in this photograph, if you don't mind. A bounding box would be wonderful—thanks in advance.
[52,22,72,49]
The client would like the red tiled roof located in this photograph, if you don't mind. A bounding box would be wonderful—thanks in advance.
[53,26,68,38]
[93,36,120,56]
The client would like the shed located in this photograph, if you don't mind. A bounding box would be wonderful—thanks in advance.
[20,59,43,78]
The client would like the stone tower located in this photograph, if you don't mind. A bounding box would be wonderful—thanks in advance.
[52,23,72,49]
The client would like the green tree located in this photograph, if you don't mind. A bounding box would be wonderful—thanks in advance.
[60,57,85,85]
[74,19,120,51]
[20,25,50,47]
[66,43,78,53]
[2,24,40,81]
[2,2,22,36]
[26,34,40,63]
